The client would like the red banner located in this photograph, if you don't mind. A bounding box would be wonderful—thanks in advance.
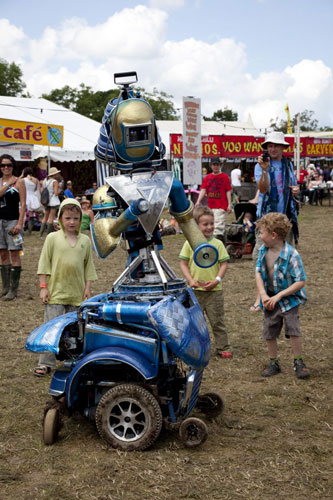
[170,134,333,158]
[304,137,333,157]
[170,134,221,157]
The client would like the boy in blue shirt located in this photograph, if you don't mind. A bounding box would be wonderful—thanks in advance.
[255,212,310,379]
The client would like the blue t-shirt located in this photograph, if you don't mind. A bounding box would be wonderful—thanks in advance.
[63,189,74,199]
[255,160,297,217]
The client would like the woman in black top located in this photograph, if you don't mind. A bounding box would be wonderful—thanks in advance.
[0,154,26,300]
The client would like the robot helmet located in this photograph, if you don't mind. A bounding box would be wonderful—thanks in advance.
[109,98,155,164]
[92,185,117,211]
[94,72,165,171]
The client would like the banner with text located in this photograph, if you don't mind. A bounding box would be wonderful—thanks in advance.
[0,118,64,147]
[170,134,221,157]
[182,97,201,185]
[171,133,333,160]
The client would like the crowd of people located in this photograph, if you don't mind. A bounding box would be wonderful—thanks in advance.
[0,135,319,378]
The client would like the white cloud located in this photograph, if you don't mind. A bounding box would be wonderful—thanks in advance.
[2,6,333,129]
[57,7,167,60]
[0,18,27,62]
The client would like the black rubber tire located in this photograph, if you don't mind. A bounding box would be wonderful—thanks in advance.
[179,417,208,447]
[196,392,224,418]
[95,384,162,451]
[43,408,60,445]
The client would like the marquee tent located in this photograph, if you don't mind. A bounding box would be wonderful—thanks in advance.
[0,96,101,162]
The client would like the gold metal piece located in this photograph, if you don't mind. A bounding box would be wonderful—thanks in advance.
[112,100,155,144]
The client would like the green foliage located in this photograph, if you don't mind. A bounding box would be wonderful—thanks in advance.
[42,84,179,122]
[137,87,180,120]
[0,58,27,96]
[269,109,319,133]
[203,107,238,121]
[42,84,119,122]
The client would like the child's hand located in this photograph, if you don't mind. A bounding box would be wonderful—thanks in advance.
[40,288,50,304]
[189,278,200,288]
[202,279,219,291]
[83,286,91,300]
[263,294,279,311]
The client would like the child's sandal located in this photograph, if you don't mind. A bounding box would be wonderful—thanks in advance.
[33,365,51,377]
[249,304,261,312]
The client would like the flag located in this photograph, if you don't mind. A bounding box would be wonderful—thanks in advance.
[285,104,293,134]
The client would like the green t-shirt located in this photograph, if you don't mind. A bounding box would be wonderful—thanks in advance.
[179,237,229,291]
[37,230,97,306]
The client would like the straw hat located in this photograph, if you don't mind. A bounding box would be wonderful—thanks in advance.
[262,131,289,148]
[48,167,61,177]
[80,196,91,207]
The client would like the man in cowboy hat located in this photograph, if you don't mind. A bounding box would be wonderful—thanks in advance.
[255,131,299,247]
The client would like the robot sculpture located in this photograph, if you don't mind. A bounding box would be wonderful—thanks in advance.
[26,72,223,450]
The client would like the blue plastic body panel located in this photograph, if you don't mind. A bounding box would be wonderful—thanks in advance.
[25,311,78,354]
[64,346,159,407]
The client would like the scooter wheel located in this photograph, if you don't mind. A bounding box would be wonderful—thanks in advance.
[196,392,224,418]
[95,384,162,451]
[43,408,60,445]
[179,417,208,447]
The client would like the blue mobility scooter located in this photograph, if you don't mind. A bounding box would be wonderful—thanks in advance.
[26,72,224,450]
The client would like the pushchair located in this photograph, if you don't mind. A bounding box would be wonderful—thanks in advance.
[224,202,257,260]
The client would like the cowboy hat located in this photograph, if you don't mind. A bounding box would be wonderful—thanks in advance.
[48,167,61,176]
[262,131,289,148]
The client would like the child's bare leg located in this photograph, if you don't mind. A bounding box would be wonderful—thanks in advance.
[266,338,278,358]
[290,336,302,357]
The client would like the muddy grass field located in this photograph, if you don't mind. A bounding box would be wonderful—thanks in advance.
[0,204,332,500]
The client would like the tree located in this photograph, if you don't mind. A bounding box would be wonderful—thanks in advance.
[203,107,238,121]
[137,87,179,120]
[42,84,179,122]
[0,59,27,96]
[42,84,119,122]
[269,109,319,133]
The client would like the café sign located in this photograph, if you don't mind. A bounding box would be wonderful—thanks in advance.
[0,118,63,147]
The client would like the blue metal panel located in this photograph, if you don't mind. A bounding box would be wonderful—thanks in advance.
[147,288,210,369]
[65,346,159,408]
[187,369,204,416]
[83,324,158,361]
[25,312,78,354]
[49,370,70,396]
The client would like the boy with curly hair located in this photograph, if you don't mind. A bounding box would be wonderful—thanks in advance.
[255,212,310,378]
[179,205,231,358]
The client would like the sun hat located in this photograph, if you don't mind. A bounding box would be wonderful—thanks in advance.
[48,167,61,177]
[262,131,289,148]
[80,196,91,207]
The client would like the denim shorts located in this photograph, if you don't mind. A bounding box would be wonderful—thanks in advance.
[262,305,301,339]
[0,219,24,251]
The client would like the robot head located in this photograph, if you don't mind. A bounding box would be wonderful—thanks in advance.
[95,72,165,171]
[109,98,155,164]
[92,185,117,211]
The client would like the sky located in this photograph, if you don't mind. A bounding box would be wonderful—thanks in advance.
[1,0,333,131]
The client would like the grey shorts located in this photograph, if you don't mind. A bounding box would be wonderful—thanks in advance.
[0,219,24,251]
[262,305,301,340]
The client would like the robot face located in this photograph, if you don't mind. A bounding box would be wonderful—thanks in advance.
[110,99,155,163]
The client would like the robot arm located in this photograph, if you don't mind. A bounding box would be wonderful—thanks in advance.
[91,199,148,259]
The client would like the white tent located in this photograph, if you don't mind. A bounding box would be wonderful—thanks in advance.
[0,96,101,162]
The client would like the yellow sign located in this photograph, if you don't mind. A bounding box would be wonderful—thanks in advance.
[0,118,63,147]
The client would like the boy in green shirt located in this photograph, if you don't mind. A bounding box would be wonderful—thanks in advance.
[179,206,231,358]
[34,198,97,376]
